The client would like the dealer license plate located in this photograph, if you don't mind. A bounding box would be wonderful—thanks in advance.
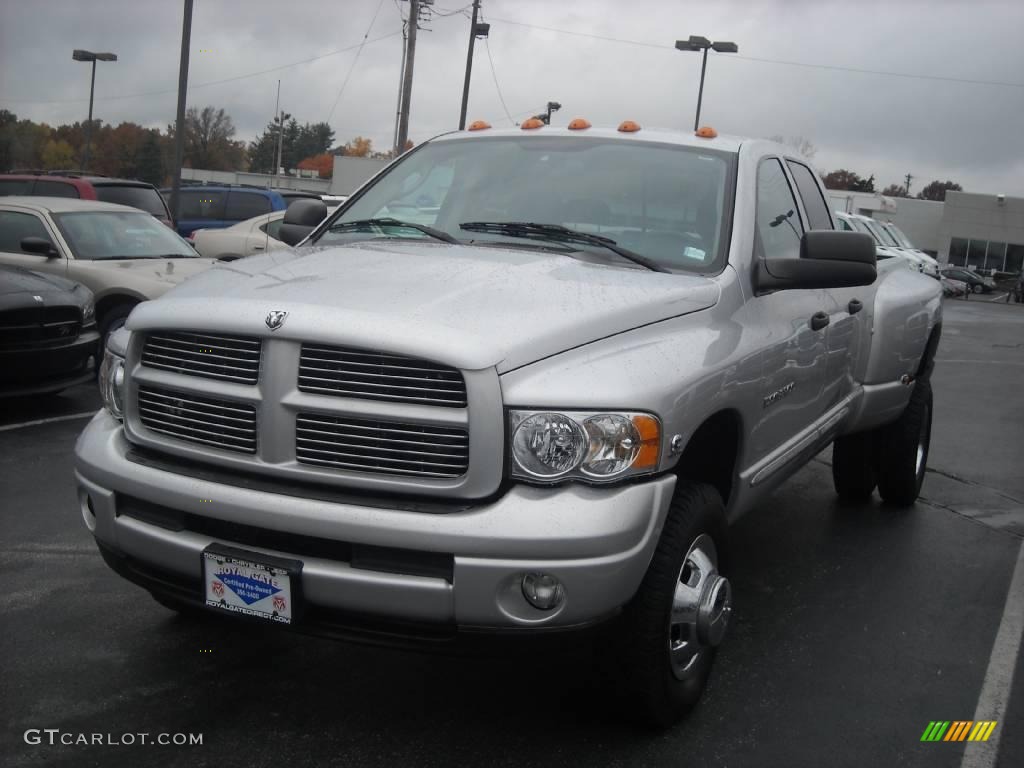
[203,547,297,624]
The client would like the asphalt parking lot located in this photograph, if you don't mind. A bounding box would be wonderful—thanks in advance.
[1,300,1022,768]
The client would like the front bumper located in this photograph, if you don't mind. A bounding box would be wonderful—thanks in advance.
[0,330,97,397]
[75,411,674,636]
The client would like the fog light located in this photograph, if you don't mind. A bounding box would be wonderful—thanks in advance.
[521,573,565,611]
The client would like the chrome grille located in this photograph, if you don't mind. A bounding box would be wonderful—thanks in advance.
[296,413,469,478]
[137,385,257,454]
[141,331,261,384]
[298,344,466,407]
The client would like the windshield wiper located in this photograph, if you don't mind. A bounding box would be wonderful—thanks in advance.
[458,221,669,273]
[327,217,459,244]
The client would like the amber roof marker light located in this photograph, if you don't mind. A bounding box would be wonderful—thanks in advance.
[467,120,492,131]
[567,118,592,130]
[695,126,718,139]
[674,35,738,131]
[521,117,546,130]
[618,120,642,133]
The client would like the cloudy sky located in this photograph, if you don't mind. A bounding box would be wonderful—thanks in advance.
[2,0,1023,195]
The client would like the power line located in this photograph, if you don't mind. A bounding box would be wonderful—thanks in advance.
[326,0,388,124]
[483,37,515,125]
[486,16,1024,89]
[1,29,404,106]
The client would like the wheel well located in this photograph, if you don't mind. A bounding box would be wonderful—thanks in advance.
[96,295,139,326]
[674,410,742,507]
[916,323,942,380]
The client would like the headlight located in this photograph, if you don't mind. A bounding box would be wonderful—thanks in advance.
[81,297,95,326]
[510,410,661,483]
[98,348,126,420]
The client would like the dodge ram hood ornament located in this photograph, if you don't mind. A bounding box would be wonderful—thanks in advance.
[265,310,288,331]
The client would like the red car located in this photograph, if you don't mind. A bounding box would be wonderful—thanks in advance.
[0,172,172,228]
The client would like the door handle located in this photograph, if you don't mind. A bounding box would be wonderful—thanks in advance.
[810,311,830,331]
[253,245,265,251]
[848,299,863,315]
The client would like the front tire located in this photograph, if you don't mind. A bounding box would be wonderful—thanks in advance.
[876,380,932,506]
[615,483,731,727]
[832,431,877,501]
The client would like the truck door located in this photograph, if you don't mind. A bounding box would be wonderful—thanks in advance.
[785,159,873,409]
[747,158,830,459]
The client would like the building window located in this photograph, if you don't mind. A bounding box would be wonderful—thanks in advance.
[967,239,987,269]
[985,241,1007,272]
[949,237,968,266]
[1007,243,1024,274]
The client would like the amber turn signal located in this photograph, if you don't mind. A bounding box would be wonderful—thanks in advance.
[631,414,661,469]
[467,120,491,131]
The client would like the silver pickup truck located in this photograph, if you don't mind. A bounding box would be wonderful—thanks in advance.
[75,124,942,725]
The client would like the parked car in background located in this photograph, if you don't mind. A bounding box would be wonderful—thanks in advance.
[880,221,941,276]
[160,185,290,237]
[0,263,98,397]
[0,198,218,349]
[190,205,338,260]
[940,266,996,294]
[833,211,911,268]
[940,275,968,297]
[0,173,172,228]
[844,213,936,276]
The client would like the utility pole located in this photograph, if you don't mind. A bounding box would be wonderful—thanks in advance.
[395,0,420,156]
[393,20,408,153]
[904,172,913,196]
[458,0,482,130]
[83,60,96,170]
[169,0,194,228]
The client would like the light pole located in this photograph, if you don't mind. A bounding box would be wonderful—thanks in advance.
[72,49,117,171]
[674,36,737,131]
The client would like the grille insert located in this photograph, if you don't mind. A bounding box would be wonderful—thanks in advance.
[0,306,81,350]
[296,413,469,478]
[142,331,261,384]
[137,385,257,454]
[299,344,466,407]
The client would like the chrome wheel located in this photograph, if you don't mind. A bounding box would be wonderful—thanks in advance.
[668,533,731,681]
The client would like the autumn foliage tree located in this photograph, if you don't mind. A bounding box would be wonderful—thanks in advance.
[822,169,875,193]
[917,180,963,201]
[297,153,333,179]
[342,136,373,157]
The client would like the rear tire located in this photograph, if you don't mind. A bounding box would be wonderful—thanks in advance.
[876,380,932,506]
[614,483,730,727]
[832,431,877,502]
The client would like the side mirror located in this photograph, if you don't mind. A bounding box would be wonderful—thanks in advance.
[756,231,877,292]
[279,198,329,246]
[21,237,59,257]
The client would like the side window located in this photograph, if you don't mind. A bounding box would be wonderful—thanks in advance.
[0,210,54,253]
[34,180,80,199]
[179,190,226,220]
[260,218,283,239]
[0,179,33,195]
[786,161,832,230]
[756,159,804,261]
[835,218,854,231]
[226,192,272,220]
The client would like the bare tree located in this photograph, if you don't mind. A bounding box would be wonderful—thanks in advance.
[768,135,817,160]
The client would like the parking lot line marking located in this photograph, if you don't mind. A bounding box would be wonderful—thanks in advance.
[934,360,1024,366]
[0,411,96,433]
[961,539,1024,768]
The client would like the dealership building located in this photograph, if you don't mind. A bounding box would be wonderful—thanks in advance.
[827,190,1024,274]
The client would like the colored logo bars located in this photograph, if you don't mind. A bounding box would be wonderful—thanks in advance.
[920,721,997,742]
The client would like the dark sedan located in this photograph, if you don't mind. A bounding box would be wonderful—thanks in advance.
[940,267,996,294]
[0,264,98,397]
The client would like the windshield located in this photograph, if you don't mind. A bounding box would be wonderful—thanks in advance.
[93,185,169,218]
[53,211,198,260]
[315,136,734,273]
[860,217,900,247]
[885,223,914,248]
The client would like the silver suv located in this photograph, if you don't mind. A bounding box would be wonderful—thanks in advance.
[75,125,941,725]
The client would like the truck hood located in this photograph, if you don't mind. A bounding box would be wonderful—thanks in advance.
[131,241,720,373]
